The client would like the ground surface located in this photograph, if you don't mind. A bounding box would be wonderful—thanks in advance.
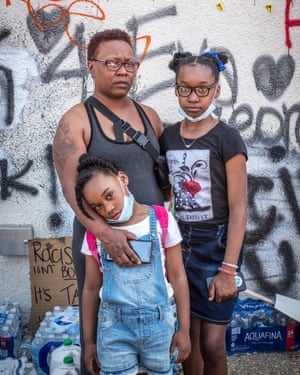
[228,350,300,375]
[176,350,300,375]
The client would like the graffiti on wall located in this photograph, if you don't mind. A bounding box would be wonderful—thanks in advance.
[0,0,300,296]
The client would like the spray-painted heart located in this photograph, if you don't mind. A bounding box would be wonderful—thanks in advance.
[27,8,67,55]
[253,55,295,100]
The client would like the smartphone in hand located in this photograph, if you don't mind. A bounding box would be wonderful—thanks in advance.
[105,240,152,264]
[206,272,246,292]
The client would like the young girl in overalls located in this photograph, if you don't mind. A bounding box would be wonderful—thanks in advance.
[75,154,191,375]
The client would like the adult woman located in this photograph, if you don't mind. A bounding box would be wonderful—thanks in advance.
[160,51,248,375]
[52,29,165,374]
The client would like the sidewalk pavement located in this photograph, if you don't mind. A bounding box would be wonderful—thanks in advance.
[228,350,300,375]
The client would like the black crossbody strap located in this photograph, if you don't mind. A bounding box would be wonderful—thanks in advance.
[86,96,159,162]
[86,96,123,141]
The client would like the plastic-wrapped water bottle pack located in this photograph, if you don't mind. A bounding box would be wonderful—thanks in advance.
[0,298,22,360]
[30,306,80,375]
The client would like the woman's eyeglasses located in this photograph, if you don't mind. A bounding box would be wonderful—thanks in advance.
[92,59,140,72]
[175,83,216,97]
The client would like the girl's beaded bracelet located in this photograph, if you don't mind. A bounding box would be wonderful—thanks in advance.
[218,267,237,276]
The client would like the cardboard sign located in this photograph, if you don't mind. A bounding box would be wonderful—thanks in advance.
[28,237,79,332]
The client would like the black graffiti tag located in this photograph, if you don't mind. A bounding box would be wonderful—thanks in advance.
[27,7,67,54]
[245,240,297,295]
[253,55,295,101]
[245,167,299,295]
[0,159,38,200]
[0,28,14,127]
[245,174,277,246]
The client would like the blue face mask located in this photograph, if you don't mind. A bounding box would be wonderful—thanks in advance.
[178,101,216,122]
[106,192,134,224]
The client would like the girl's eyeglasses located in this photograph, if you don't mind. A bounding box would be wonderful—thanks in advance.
[175,83,216,97]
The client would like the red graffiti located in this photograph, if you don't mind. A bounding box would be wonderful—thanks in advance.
[285,0,300,49]
[23,0,106,49]
[4,0,151,65]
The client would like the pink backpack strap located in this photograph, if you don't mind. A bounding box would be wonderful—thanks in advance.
[152,205,168,250]
[86,230,100,267]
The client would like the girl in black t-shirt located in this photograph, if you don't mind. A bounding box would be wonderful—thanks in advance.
[160,51,248,375]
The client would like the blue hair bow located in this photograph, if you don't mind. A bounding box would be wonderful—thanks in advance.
[203,51,226,71]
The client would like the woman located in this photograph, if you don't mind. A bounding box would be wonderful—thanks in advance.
[52,29,165,374]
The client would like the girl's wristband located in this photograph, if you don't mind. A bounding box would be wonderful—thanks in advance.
[218,267,237,276]
[222,261,238,270]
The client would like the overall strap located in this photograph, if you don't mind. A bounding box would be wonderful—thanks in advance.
[152,205,168,250]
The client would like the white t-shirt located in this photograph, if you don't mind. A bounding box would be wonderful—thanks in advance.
[81,210,182,298]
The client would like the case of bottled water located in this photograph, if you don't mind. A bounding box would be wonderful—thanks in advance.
[0,356,37,374]
[226,297,300,354]
[0,298,22,359]
[30,306,80,375]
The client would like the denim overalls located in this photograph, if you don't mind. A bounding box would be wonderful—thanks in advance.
[97,206,177,375]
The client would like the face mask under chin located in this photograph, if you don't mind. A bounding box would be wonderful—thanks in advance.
[106,192,134,224]
[178,101,216,122]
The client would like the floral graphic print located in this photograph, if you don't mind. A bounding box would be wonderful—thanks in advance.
[165,149,213,222]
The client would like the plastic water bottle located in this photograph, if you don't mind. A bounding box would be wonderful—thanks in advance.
[0,325,11,358]
[20,333,34,361]
[240,311,249,328]
[20,361,38,375]
[31,332,44,375]
[3,298,12,311]
[5,318,19,358]
[49,338,81,373]
[44,311,53,324]
[0,304,7,325]
[51,355,79,375]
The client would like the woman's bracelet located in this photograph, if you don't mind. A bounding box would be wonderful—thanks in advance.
[218,267,237,276]
[222,261,238,270]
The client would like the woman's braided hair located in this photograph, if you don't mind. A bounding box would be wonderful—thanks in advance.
[169,50,228,82]
[75,154,120,219]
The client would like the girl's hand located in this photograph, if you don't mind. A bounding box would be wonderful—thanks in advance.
[85,343,101,375]
[169,330,191,363]
[208,272,237,303]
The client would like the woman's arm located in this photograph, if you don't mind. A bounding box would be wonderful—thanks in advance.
[209,153,247,303]
[166,243,191,363]
[52,105,140,266]
[82,255,102,374]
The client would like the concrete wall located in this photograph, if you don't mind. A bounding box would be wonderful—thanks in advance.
[0,0,299,324]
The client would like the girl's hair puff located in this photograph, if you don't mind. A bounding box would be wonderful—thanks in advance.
[169,50,228,82]
[75,154,120,219]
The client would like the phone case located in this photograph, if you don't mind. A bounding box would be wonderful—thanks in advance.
[105,240,152,264]
[129,240,152,263]
[206,271,246,292]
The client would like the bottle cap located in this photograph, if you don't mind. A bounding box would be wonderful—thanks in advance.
[63,356,74,365]
[63,338,73,346]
